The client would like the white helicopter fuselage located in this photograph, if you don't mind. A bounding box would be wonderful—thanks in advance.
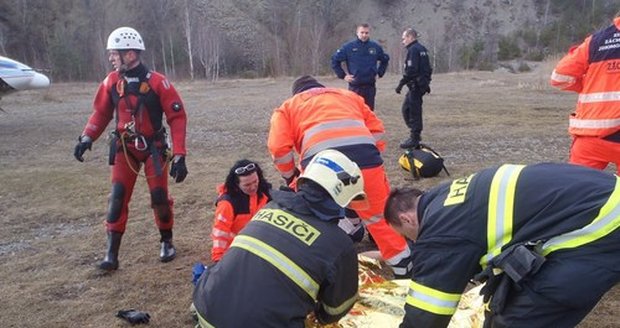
[0,55,50,97]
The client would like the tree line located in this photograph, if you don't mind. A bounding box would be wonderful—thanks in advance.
[0,0,618,82]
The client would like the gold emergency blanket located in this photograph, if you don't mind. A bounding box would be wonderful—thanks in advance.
[306,255,485,327]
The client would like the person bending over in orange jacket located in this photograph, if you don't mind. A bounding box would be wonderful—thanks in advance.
[210,160,271,263]
[267,75,413,278]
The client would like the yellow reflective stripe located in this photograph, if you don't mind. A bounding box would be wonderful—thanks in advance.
[406,281,461,315]
[481,164,525,268]
[231,235,319,300]
[321,292,359,316]
[196,311,215,328]
[542,177,620,256]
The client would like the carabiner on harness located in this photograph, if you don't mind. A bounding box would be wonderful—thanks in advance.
[134,135,148,151]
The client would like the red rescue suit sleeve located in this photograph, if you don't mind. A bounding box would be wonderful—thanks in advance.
[149,73,187,155]
[210,200,236,262]
[550,40,591,92]
[82,75,116,140]
[268,102,298,178]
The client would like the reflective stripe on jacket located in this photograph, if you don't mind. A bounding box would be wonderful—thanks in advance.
[550,17,620,138]
[268,87,385,178]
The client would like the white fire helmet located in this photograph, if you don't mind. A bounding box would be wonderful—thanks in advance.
[107,27,145,51]
[299,149,367,208]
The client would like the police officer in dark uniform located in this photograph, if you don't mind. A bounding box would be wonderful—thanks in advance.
[396,28,432,149]
[331,23,390,111]
[384,163,620,328]
[193,150,366,327]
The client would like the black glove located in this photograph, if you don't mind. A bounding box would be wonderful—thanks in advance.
[170,156,188,183]
[74,136,92,162]
[395,85,403,94]
[284,167,300,186]
[116,309,151,325]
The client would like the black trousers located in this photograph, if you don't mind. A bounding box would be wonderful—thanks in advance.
[401,87,424,141]
[349,84,376,111]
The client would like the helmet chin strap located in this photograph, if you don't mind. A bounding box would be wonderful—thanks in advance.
[117,50,129,76]
[117,50,139,76]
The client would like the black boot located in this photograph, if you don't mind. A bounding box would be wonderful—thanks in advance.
[159,229,176,263]
[99,231,122,271]
[400,137,419,149]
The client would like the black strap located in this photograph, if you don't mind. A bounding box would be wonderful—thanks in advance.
[405,150,420,180]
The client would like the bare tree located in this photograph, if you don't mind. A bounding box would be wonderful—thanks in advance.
[183,0,195,80]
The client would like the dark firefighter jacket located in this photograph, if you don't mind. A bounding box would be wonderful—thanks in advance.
[398,40,432,93]
[193,189,359,327]
[401,163,620,328]
[331,38,389,86]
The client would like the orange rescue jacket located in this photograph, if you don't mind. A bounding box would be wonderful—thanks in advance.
[550,17,620,138]
[268,87,386,179]
[210,184,269,262]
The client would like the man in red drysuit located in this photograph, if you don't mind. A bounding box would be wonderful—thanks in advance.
[74,27,188,271]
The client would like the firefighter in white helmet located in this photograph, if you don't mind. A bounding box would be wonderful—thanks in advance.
[193,149,364,327]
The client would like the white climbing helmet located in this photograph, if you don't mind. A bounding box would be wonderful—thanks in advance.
[106,27,145,51]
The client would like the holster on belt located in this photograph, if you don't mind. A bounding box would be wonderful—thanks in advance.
[149,130,170,177]
[108,131,120,166]
[475,242,546,315]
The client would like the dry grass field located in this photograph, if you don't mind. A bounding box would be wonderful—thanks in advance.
[1,62,618,327]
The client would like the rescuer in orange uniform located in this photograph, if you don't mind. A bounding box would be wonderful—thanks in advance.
[74,27,188,271]
[267,75,412,277]
[550,15,620,174]
[210,160,271,262]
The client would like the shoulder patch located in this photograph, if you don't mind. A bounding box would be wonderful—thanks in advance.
[252,209,321,245]
[444,174,475,206]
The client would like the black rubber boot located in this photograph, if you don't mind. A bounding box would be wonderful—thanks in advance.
[399,138,418,149]
[400,135,421,149]
[159,229,176,263]
[99,231,122,271]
